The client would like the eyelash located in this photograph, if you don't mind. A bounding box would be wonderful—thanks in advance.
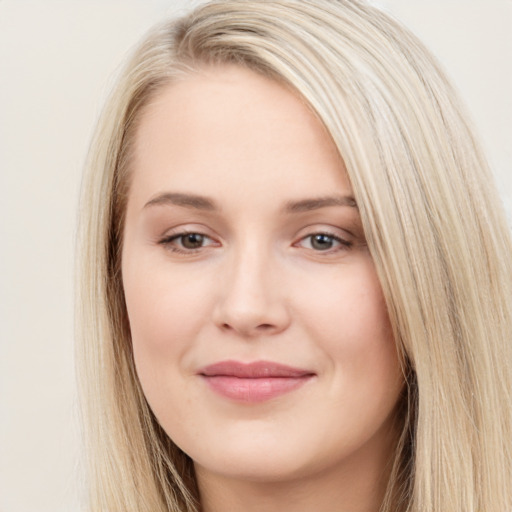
[158,230,353,255]
[158,231,218,254]
[295,232,353,252]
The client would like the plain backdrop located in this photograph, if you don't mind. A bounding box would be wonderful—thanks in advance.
[0,1,510,511]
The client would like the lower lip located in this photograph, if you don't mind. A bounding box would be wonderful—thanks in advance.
[201,375,313,402]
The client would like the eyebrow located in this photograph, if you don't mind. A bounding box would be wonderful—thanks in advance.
[284,195,358,212]
[143,192,358,213]
[144,192,218,211]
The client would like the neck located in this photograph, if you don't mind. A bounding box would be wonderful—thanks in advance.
[197,471,387,512]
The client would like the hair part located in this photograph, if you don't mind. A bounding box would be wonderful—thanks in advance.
[77,1,512,511]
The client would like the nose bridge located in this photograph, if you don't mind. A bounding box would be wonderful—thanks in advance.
[214,236,289,336]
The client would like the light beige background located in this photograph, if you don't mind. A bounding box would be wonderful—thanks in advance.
[0,1,510,511]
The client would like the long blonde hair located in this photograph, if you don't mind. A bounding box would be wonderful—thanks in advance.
[76,1,512,510]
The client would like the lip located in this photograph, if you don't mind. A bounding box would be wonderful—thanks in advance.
[198,360,315,402]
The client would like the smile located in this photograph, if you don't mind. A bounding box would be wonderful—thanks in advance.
[198,360,316,402]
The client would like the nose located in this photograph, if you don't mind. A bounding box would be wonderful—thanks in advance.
[212,245,291,338]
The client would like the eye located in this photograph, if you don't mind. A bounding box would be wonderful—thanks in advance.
[159,231,218,253]
[297,232,352,252]
[178,233,209,249]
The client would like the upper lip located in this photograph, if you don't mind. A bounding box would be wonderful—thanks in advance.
[198,360,315,378]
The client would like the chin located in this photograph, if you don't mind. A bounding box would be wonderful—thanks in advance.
[189,431,330,485]
[195,456,312,484]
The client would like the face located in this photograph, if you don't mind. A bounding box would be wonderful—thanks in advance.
[122,65,403,489]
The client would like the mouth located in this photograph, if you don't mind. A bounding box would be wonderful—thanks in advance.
[198,360,316,402]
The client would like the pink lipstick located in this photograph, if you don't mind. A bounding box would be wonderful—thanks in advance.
[198,360,315,402]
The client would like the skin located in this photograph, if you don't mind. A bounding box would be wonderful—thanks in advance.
[122,65,404,512]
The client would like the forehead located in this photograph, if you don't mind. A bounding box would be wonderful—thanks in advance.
[129,64,350,210]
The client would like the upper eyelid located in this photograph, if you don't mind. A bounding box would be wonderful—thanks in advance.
[294,224,354,240]
[158,224,216,239]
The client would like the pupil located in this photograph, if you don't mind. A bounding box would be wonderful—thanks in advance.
[182,233,204,249]
[311,234,333,250]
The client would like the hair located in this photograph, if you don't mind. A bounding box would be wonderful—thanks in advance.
[76,1,512,511]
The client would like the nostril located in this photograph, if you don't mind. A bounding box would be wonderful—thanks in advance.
[220,322,276,333]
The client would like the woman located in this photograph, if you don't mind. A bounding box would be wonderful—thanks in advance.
[76,1,512,511]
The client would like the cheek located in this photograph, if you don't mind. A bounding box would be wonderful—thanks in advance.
[297,259,393,346]
[122,253,210,393]
[295,260,401,400]
[121,257,212,437]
